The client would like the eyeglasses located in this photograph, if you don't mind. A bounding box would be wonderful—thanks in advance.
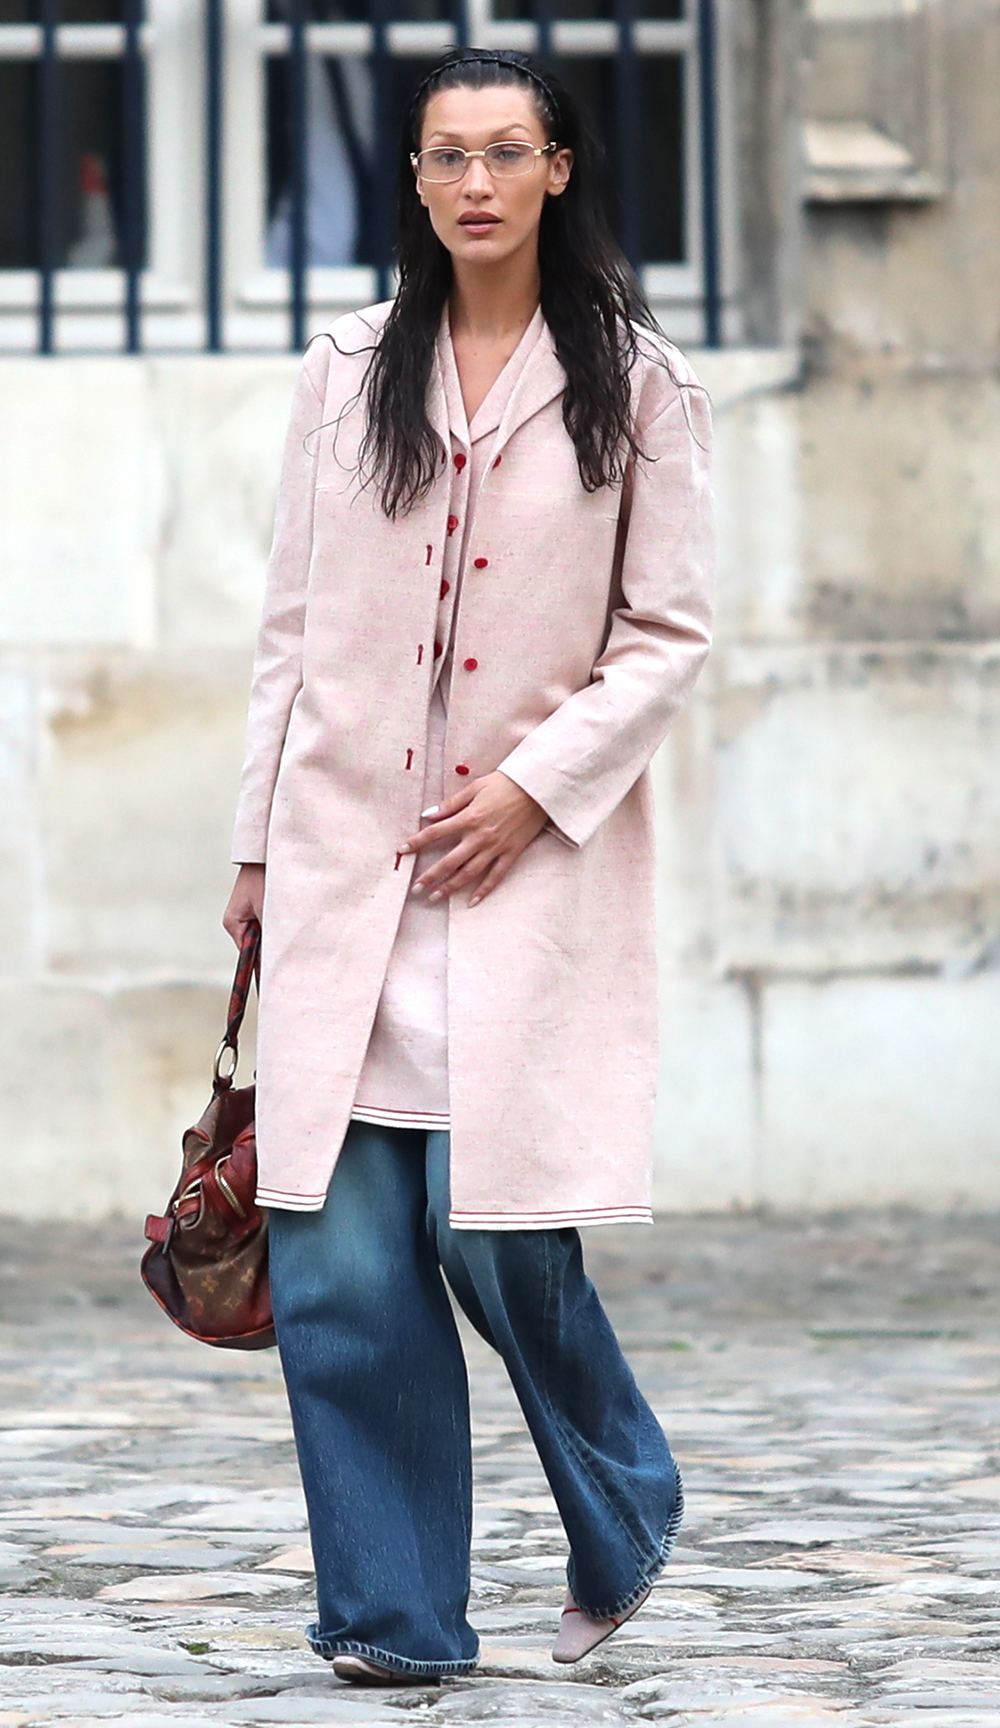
[411,141,558,184]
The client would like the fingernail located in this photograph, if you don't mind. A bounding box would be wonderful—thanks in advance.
[421,806,439,818]
[410,882,424,896]
[469,896,480,907]
[399,843,412,855]
[428,890,443,903]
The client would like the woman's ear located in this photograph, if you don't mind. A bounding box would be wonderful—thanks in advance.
[546,148,573,197]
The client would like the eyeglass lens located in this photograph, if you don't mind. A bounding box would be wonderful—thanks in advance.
[417,143,540,182]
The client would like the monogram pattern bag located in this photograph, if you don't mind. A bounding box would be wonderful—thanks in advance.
[141,921,275,1349]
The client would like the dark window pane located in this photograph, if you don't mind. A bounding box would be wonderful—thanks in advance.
[0,0,129,22]
[0,66,33,266]
[265,0,453,20]
[493,0,684,19]
[0,59,144,268]
[380,0,453,15]
[266,53,377,266]
[639,53,684,260]
[266,52,440,268]
[551,53,684,262]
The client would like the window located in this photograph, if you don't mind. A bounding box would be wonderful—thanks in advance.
[0,0,724,351]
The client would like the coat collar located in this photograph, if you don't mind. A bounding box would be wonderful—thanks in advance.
[428,304,566,463]
[427,343,449,466]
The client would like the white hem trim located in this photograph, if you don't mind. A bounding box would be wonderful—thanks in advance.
[448,1207,653,1230]
[351,1106,451,1130]
[257,1189,653,1227]
[256,1187,327,1212]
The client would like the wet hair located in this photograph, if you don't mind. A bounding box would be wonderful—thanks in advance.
[356,47,665,518]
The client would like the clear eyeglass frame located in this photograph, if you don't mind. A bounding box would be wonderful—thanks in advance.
[411,141,558,184]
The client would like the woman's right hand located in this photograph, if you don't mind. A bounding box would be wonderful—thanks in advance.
[223,863,265,947]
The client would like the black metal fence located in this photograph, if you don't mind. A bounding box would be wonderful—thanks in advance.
[6,0,722,354]
[30,0,146,351]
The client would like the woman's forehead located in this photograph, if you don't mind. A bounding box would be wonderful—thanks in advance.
[420,84,543,145]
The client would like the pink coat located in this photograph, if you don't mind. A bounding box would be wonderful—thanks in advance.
[232,302,713,1227]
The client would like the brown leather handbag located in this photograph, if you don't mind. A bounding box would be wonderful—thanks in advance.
[141,921,276,1349]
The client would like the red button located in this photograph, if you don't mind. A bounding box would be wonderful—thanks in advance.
[473,556,488,570]
[463,657,478,672]
[447,514,459,535]
[455,763,470,776]
[440,579,450,598]
[433,639,443,658]
[454,453,467,471]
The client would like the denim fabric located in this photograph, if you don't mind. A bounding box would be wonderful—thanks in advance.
[267,1119,683,1677]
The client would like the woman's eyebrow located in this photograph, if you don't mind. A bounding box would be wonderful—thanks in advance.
[422,123,536,144]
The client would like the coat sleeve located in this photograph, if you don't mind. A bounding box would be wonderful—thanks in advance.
[496,383,714,849]
[231,349,326,864]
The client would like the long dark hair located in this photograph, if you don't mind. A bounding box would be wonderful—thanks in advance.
[357,48,662,518]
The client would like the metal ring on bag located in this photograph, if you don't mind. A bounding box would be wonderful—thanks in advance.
[214,1039,238,1085]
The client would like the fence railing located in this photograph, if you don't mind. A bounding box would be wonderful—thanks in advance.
[1,0,723,355]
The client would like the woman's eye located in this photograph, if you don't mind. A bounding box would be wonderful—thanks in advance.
[434,150,465,168]
[494,145,529,164]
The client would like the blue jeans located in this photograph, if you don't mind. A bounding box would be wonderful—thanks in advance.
[267,1119,683,1677]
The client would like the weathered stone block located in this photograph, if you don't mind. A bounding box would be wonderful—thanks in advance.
[40,653,252,979]
[654,978,757,1212]
[0,981,234,1219]
[713,386,805,647]
[0,984,108,1217]
[798,377,1000,642]
[0,360,160,648]
[652,695,718,974]
[148,357,298,648]
[716,644,1000,970]
[760,973,1000,1207]
[0,667,38,980]
[709,375,1000,647]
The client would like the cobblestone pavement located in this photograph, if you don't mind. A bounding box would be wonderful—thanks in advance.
[1,1212,999,1727]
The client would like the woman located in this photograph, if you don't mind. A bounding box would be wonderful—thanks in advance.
[224,47,713,1687]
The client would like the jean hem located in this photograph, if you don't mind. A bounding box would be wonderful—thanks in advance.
[307,1628,479,1677]
[568,1465,685,1622]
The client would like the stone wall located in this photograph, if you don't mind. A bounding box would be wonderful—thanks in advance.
[655,351,1000,1211]
[1,339,996,1220]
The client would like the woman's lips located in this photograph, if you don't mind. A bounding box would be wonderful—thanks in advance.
[459,214,501,234]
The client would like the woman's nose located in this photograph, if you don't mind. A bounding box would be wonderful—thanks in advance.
[462,156,494,196]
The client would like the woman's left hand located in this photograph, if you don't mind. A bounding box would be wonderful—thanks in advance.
[401,771,548,907]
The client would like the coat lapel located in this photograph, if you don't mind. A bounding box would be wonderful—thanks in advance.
[426,340,453,461]
[489,319,566,460]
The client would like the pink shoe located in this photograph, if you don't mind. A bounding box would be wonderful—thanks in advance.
[551,1585,651,1664]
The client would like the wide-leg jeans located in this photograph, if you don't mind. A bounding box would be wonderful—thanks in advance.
[267,1119,683,1677]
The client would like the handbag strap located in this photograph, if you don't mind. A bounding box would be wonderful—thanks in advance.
[213,920,261,1091]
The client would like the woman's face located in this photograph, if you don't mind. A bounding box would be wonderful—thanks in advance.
[414,83,572,268]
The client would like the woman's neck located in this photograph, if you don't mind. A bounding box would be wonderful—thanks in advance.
[448,249,541,343]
